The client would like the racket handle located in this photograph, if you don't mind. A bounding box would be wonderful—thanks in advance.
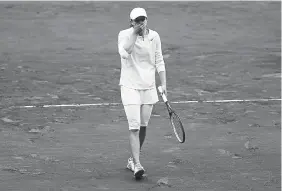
[157,86,163,93]
[158,86,168,102]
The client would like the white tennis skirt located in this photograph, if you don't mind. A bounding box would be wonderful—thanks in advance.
[120,85,159,105]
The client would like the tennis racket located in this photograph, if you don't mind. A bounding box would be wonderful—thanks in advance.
[158,86,185,143]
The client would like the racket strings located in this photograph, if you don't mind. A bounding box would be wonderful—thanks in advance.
[171,112,185,141]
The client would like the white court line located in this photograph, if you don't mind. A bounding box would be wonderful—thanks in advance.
[12,98,281,109]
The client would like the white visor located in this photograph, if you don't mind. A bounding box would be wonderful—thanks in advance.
[130,7,147,20]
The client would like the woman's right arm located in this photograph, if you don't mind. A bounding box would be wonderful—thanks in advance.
[118,24,142,59]
[118,31,137,59]
[123,32,138,54]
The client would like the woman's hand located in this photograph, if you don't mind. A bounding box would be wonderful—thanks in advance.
[133,23,145,35]
[161,84,167,96]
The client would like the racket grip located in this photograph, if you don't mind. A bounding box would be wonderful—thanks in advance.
[157,86,163,93]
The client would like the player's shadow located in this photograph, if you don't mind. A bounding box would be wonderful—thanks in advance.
[121,168,150,183]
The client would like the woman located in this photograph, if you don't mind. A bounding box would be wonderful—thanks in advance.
[118,7,167,179]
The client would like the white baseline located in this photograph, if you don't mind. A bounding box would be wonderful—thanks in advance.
[11,98,281,109]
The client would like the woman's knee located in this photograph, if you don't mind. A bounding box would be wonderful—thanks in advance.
[124,105,141,130]
[140,104,154,126]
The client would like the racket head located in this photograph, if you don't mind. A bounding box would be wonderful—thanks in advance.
[169,111,185,143]
[158,86,185,143]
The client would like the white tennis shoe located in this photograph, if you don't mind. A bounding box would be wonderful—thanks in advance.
[126,157,135,172]
[134,163,145,179]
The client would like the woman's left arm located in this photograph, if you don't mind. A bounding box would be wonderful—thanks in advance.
[155,33,167,95]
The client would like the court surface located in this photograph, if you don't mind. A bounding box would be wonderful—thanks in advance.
[0,2,281,191]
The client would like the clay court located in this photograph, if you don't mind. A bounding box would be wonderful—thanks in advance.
[0,2,281,191]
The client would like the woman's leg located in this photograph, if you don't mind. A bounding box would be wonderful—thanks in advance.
[140,104,154,150]
[123,104,142,165]
[124,104,145,178]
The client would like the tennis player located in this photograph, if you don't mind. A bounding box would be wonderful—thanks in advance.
[118,7,167,179]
